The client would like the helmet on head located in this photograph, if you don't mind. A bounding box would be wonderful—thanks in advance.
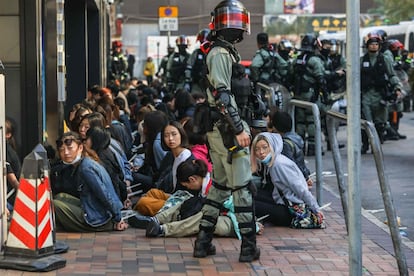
[196,29,210,43]
[167,45,175,53]
[365,32,382,47]
[389,39,404,52]
[112,40,122,49]
[320,39,332,46]
[278,39,293,52]
[176,35,189,47]
[209,0,250,34]
[376,29,388,41]
[300,33,320,51]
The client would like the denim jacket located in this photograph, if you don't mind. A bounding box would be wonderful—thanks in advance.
[77,157,123,227]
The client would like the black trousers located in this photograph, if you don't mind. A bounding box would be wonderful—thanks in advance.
[254,189,292,226]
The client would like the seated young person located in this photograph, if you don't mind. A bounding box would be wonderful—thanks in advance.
[52,131,128,232]
[133,121,194,216]
[83,126,129,208]
[251,132,324,229]
[145,159,263,238]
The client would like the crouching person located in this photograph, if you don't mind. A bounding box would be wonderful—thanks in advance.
[52,131,128,232]
[145,159,263,238]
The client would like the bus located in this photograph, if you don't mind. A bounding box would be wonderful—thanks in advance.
[319,21,414,57]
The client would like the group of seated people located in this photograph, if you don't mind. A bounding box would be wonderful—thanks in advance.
[39,77,324,236]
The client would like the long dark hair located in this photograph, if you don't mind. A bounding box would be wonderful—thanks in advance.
[85,127,111,152]
[161,120,189,151]
[143,110,169,167]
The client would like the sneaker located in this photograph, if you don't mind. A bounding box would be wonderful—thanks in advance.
[146,218,164,237]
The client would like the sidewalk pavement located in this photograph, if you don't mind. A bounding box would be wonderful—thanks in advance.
[1,187,413,276]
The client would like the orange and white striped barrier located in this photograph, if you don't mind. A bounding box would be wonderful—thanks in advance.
[0,151,66,271]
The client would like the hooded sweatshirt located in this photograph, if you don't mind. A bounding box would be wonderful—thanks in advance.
[257,132,320,213]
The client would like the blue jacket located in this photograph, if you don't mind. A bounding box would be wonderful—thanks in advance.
[77,157,123,227]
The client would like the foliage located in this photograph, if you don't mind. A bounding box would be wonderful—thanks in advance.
[369,0,414,23]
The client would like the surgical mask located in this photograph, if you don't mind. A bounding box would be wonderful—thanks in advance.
[63,154,82,165]
[260,153,272,166]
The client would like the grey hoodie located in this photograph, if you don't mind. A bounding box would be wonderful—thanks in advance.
[257,132,320,213]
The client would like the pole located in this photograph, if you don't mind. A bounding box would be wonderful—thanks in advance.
[0,74,7,252]
[57,0,66,138]
[346,0,362,275]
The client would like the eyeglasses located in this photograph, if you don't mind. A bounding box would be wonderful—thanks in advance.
[56,138,77,148]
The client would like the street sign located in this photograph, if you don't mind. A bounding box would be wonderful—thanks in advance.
[159,18,178,31]
[159,6,178,18]
[159,6,179,31]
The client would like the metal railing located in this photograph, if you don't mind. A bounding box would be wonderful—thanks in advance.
[326,110,408,276]
[288,99,324,205]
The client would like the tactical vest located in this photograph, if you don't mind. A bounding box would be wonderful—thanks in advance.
[293,53,314,93]
[258,49,282,84]
[206,41,254,123]
[191,49,207,83]
[169,52,189,83]
[360,53,388,91]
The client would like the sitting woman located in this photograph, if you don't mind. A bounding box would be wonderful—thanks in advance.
[145,159,263,238]
[78,112,149,194]
[133,120,194,217]
[52,131,128,232]
[83,126,129,208]
[251,132,325,229]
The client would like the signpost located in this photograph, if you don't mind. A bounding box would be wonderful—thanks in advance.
[159,6,178,46]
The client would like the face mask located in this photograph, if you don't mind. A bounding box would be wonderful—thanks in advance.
[63,154,82,165]
[260,153,272,166]
[321,48,330,57]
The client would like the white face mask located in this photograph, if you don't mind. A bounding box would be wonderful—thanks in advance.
[63,154,82,165]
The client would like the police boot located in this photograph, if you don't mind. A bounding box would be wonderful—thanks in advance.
[239,231,260,262]
[193,227,216,258]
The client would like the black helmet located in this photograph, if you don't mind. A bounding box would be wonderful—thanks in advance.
[176,35,189,46]
[321,39,333,46]
[210,0,250,34]
[196,29,210,43]
[376,29,388,41]
[278,39,293,52]
[300,33,320,51]
[365,32,382,47]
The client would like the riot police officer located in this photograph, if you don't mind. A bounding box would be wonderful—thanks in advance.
[293,33,328,156]
[184,29,210,94]
[166,35,190,93]
[156,45,175,85]
[193,0,260,263]
[360,32,403,153]
[110,41,128,81]
[250,32,288,87]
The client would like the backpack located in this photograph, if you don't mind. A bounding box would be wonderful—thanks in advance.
[282,137,311,180]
